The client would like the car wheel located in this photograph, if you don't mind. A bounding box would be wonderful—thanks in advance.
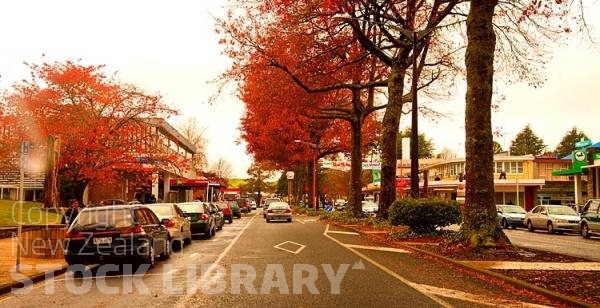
[144,242,156,268]
[581,222,591,239]
[184,234,192,245]
[229,218,233,223]
[287,218,292,223]
[266,219,270,223]
[204,228,212,239]
[527,220,534,232]
[547,222,555,234]
[501,219,509,229]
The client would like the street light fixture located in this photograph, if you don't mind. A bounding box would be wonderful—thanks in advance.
[294,139,318,210]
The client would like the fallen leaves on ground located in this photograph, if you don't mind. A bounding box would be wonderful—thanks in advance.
[326,219,600,306]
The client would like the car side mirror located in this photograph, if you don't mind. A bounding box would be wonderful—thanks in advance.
[160,218,170,225]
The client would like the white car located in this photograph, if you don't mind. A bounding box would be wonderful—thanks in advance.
[147,203,192,247]
[249,199,257,210]
[362,200,379,215]
[263,198,282,218]
[265,201,292,223]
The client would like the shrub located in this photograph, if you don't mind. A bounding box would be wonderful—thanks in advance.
[388,198,461,233]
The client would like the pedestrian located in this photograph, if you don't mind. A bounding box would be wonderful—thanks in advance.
[62,199,80,227]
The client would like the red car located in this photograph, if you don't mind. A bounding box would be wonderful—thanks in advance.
[236,198,251,214]
[213,201,233,223]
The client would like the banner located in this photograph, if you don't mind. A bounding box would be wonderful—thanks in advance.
[321,160,381,170]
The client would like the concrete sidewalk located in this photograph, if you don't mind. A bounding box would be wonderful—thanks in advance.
[0,236,67,295]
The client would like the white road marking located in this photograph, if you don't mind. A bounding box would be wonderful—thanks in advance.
[323,224,454,308]
[344,244,411,253]
[326,230,359,235]
[408,282,554,308]
[188,252,199,258]
[297,220,306,224]
[273,241,307,254]
[176,213,257,308]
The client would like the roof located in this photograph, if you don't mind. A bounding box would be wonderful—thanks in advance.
[561,141,600,160]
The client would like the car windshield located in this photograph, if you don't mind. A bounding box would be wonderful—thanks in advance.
[500,206,526,214]
[178,202,204,213]
[548,206,578,215]
[148,204,173,219]
[71,208,133,230]
[268,202,289,210]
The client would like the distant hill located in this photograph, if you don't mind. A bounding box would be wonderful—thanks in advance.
[228,178,247,187]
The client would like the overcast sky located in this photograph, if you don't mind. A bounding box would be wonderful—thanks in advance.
[1,1,599,177]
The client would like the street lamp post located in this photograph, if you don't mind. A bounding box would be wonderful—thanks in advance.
[294,140,319,210]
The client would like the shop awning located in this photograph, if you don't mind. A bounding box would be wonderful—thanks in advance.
[169,178,220,187]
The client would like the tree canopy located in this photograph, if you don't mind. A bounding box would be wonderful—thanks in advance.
[555,126,589,158]
[1,60,184,201]
[509,125,547,156]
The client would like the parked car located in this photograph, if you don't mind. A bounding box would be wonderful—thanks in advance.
[265,201,292,222]
[525,205,580,234]
[362,200,379,216]
[263,198,282,218]
[146,203,192,248]
[335,199,347,210]
[580,199,600,239]
[229,201,242,219]
[496,205,527,229]
[236,198,251,214]
[214,201,233,223]
[177,201,216,239]
[209,202,226,230]
[64,204,171,268]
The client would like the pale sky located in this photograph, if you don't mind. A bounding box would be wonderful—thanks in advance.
[1,1,599,178]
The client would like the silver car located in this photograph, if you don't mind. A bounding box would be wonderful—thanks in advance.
[265,201,292,223]
[496,205,527,229]
[525,205,580,234]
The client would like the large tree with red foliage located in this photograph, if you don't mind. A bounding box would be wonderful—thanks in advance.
[231,0,586,247]
[2,61,185,204]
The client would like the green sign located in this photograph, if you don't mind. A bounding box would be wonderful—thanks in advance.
[372,169,381,184]
[571,149,587,171]
[594,152,600,161]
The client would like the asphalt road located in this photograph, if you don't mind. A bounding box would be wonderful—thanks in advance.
[504,228,600,261]
[0,211,564,308]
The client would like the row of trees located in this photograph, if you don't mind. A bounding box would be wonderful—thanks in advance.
[216,0,586,248]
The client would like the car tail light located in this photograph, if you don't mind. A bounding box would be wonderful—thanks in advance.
[164,219,175,228]
[285,209,291,213]
[201,213,209,221]
[267,209,273,213]
[65,231,85,239]
[121,225,144,236]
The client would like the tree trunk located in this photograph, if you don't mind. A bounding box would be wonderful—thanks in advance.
[460,0,510,247]
[43,136,61,208]
[348,117,364,217]
[379,64,406,217]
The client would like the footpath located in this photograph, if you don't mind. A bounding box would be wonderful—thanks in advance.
[0,236,67,295]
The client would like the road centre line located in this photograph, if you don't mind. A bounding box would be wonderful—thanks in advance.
[323,224,454,308]
[343,244,411,253]
[326,230,359,236]
[176,213,257,308]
